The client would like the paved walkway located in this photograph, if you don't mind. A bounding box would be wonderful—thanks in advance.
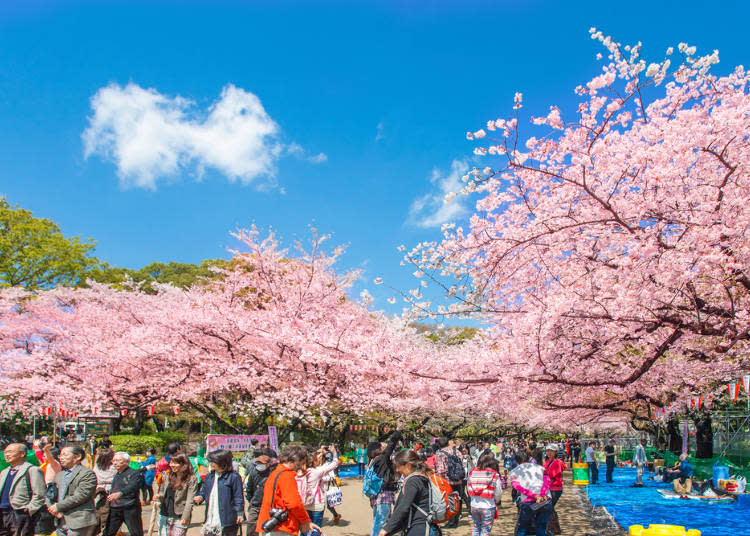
[136,472,607,536]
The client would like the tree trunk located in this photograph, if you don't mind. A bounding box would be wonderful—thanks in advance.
[278,418,301,444]
[188,403,241,434]
[667,416,682,454]
[692,412,713,458]
[133,412,145,435]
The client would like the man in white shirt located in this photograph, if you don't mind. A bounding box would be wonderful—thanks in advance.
[633,439,647,487]
[585,442,598,484]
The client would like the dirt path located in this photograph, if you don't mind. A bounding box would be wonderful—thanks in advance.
[139,472,602,536]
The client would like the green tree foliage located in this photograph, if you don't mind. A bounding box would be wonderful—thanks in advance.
[412,323,478,345]
[90,259,228,293]
[0,197,99,289]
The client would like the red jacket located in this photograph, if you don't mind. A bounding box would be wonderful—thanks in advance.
[543,458,566,491]
[256,466,310,535]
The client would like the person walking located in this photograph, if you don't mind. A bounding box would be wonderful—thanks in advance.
[255,445,314,536]
[140,449,156,505]
[466,452,502,536]
[355,445,367,477]
[604,440,616,483]
[542,444,566,509]
[633,439,647,487]
[366,428,402,536]
[153,454,197,536]
[0,443,46,536]
[510,452,552,536]
[48,446,98,536]
[377,450,430,536]
[243,454,272,536]
[435,437,464,529]
[195,450,244,536]
[92,449,116,535]
[104,452,144,536]
[155,445,182,482]
[572,440,581,464]
[585,442,598,485]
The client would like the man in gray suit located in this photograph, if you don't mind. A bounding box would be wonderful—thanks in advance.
[0,443,46,536]
[47,446,97,536]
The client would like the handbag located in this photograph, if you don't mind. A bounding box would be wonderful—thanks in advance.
[528,498,551,512]
[325,481,342,508]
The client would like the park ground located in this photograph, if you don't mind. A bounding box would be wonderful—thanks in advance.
[137,472,619,536]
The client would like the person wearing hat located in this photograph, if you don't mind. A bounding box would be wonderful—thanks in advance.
[542,443,566,509]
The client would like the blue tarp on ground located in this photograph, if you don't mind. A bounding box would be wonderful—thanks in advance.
[585,466,748,536]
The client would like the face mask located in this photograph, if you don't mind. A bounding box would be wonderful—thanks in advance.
[255,463,267,472]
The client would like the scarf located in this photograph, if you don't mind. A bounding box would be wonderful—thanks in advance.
[201,474,222,536]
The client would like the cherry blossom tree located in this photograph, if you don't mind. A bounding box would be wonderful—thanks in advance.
[405,31,750,432]
[0,228,459,426]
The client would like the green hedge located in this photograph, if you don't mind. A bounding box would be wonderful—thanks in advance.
[154,431,186,446]
[109,431,187,455]
[110,434,162,455]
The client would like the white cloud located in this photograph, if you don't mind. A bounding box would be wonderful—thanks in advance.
[407,160,470,228]
[83,82,324,190]
[375,121,385,141]
[286,142,328,164]
[308,152,328,164]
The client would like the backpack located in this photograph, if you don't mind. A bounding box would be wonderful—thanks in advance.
[445,452,466,482]
[362,461,383,498]
[413,471,460,525]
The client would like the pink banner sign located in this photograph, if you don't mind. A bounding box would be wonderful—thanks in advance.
[206,434,268,452]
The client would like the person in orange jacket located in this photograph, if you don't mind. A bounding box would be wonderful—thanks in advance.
[255,445,317,536]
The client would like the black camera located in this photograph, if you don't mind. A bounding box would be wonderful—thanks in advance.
[261,507,289,532]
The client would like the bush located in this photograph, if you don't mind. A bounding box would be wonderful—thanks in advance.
[110,435,162,455]
[154,431,186,447]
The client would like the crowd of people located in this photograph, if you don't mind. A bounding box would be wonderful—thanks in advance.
[1,431,650,536]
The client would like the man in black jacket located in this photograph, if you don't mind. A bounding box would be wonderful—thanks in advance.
[366,426,402,536]
[243,455,273,536]
[104,452,144,536]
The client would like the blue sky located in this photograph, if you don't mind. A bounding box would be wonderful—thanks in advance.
[1,0,749,315]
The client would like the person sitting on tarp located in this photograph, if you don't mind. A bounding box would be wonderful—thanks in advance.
[669,454,694,497]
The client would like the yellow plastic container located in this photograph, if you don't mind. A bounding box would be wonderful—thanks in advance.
[572,462,589,486]
[629,524,701,536]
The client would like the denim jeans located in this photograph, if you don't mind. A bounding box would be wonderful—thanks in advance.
[516,501,552,536]
[304,510,324,536]
[588,462,599,484]
[158,515,168,536]
[371,503,391,536]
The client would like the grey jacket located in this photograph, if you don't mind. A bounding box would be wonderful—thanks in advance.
[52,465,97,530]
[0,462,46,515]
[155,474,197,524]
